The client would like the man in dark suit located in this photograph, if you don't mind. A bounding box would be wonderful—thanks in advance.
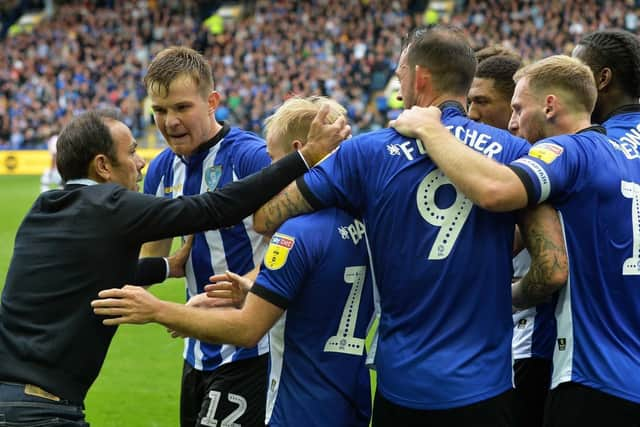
[0,107,348,425]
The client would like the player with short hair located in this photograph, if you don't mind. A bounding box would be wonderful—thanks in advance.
[142,46,272,427]
[468,51,553,427]
[250,26,567,426]
[0,107,348,426]
[91,96,374,427]
[468,55,522,130]
[391,54,640,426]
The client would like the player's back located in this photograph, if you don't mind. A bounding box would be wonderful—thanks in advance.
[542,121,640,403]
[254,208,373,427]
[301,104,530,409]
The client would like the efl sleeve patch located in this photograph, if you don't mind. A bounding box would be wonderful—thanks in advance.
[264,233,296,270]
[528,142,564,164]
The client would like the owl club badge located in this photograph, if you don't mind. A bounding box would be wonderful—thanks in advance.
[205,165,223,191]
[264,233,295,270]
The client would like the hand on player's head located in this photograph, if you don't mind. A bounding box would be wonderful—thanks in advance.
[300,105,351,166]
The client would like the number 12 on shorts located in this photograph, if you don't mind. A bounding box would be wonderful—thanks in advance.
[201,390,247,427]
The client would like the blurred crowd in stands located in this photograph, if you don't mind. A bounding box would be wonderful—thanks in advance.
[1,0,639,149]
[453,0,640,63]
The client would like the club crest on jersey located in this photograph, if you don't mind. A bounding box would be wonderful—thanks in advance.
[205,165,223,190]
[264,233,295,270]
[529,143,564,164]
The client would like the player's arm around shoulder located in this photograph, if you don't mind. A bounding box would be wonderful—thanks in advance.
[512,204,568,310]
[253,180,313,235]
[391,106,529,211]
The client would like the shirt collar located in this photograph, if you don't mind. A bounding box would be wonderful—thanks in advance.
[65,178,99,186]
[178,122,231,165]
[601,104,640,123]
[577,125,607,135]
[437,100,466,115]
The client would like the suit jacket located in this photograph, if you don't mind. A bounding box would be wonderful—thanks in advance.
[0,152,305,403]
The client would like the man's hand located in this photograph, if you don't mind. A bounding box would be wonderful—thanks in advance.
[389,106,443,139]
[91,285,162,326]
[205,271,253,309]
[300,104,351,166]
[167,235,194,278]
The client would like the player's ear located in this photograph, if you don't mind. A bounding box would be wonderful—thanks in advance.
[544,95,557,119]
[291,140,303,151]
[596,67,612,91]
[208,91,221,114]
[91,154,111,182]
[415,65,432,93]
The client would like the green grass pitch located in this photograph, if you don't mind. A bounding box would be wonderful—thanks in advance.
[0,175,377,426]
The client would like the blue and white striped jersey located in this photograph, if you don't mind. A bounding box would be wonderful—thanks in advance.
[252,208,373,427]
[511,124,640,403]
[300,104,530,410]
[144,125,271,371]
[512,250,555,361]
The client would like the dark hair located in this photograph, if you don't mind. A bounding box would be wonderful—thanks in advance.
[475,44,519,64]
[144,46,213,99]
[403,25,477,96]
[476,55,523,101]
[577,29,640,98]
[56,109,122,181]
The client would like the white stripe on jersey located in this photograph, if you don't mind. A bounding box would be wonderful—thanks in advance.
[265,313,287,425]
[183,144,269,369]
[513,158,551,202]
[551,211,574,388]
[363,224,381,369]
[512,307,536,360]
[219,343,236,365]
[512,250,535,360]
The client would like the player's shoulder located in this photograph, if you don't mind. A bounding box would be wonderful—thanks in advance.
[147,146,176,172]
[537,128,607,153]
[346,127,409,153]
[226,127,266,148]
[277,208,357,239]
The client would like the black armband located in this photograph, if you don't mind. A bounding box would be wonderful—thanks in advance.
[132,257,168,286]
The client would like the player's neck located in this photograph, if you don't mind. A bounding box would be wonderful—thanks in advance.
[423,94,468,112]
[552,112,593,136]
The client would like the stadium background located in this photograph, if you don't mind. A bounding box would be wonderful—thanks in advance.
[0,0,639,425]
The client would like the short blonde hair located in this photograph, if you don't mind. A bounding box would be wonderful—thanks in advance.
[513,55,597,114]
[264,96,346,148]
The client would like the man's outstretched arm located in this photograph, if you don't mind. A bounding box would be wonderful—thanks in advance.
[91,283,283,348]
[390,106,528,212]
[512,204,568,309]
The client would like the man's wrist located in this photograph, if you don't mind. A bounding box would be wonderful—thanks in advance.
[299,144,323,167]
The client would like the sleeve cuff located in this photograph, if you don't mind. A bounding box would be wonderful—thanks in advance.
[296,176,327,211]
[133,257,169,286]
[162,257,170,280]
[250,283,290,310]
[508,164,536,207]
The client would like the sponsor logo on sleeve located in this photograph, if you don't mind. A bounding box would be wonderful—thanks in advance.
[529,142,564,164]
[264,233,296,270]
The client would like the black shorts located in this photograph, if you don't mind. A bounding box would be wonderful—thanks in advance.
[180,354,268,427]
[372,388,513,427]
[544,382,640,427]
[513,357,552,427]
